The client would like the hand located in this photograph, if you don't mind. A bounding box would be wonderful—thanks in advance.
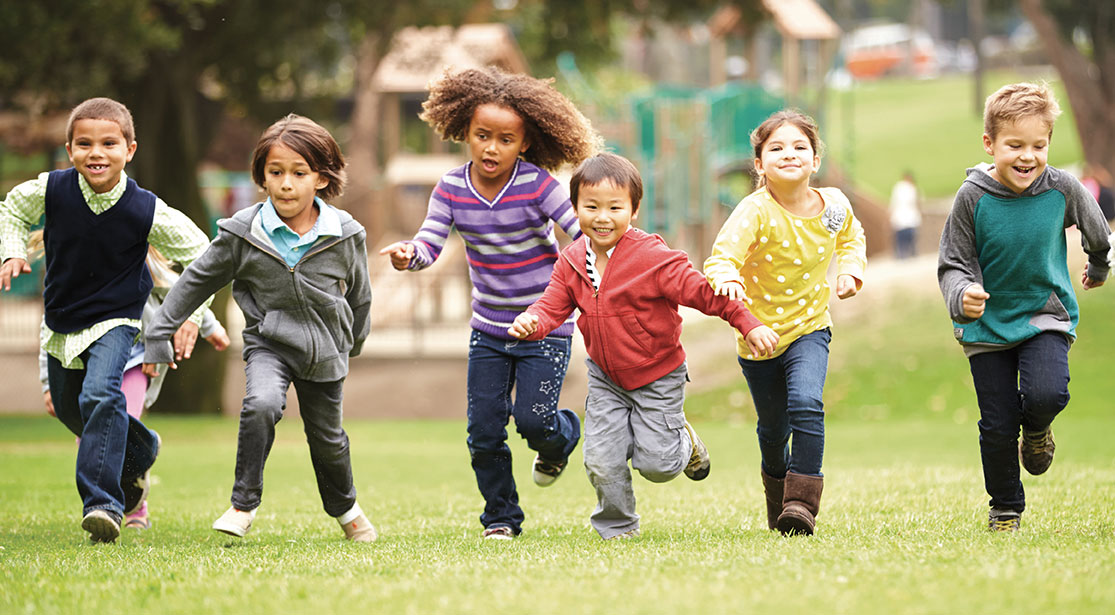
[962,283,990,319]
[744,325,780,358]
[1082,266,1105,290]
[142,362,173,379]
[835,274,859,299]
[508,313,539,339]
[715,280,746,301]
[44,390,55,417]
[172,321,200,361]
[205,325,231,351]
[378,242,415,271]
[0,258,31,292]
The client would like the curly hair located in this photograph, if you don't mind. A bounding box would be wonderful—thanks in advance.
[420,66,602,171]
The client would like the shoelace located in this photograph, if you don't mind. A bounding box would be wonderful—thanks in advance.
[1024,432,1054,454]
[991,518,1018,531]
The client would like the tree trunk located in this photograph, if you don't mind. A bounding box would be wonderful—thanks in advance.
[340,31,387,245]
[124,56,230,415]
[1020,0,1115,180]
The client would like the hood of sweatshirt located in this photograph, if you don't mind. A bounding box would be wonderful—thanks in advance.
[962,163,1065,200]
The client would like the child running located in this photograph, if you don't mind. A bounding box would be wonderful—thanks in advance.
[509,153,776,540]
[143,114,376,542]
[379,66,600,540]
[704,109,866,536]
[937,82,1110,532]
[0,97,212,543]
[37,243,231,530]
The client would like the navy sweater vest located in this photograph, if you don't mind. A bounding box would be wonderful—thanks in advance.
[43,168,155,333]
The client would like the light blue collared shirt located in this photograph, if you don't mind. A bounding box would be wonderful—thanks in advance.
[260,197,342,267]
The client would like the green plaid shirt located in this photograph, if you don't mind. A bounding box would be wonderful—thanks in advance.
[1,171,212,368]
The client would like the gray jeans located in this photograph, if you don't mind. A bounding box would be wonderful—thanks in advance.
[583,359,693,539]
[231,349,356,517]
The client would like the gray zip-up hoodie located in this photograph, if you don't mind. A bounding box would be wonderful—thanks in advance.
[145,203,371,382]
[938,164,1110,356]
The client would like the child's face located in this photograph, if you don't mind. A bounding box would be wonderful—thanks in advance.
[66,118,136,194]
[754,122,819,188]
[983,116,1051,194]
[262,142,328,226]
[575,179,637,255]
[467,103,529,187]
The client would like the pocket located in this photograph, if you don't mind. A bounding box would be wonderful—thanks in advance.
[618,312,654,354]
[259,308,310,351]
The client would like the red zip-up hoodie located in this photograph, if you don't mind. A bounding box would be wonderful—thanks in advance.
[525,228,762,390]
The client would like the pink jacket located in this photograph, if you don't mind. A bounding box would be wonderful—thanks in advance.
[526,228,762,390]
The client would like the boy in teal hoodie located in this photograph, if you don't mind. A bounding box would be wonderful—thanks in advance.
[938,82,1111,531]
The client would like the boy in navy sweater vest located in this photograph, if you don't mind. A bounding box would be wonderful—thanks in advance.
[0,97,211,543]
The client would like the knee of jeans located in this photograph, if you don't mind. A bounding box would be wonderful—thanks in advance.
[756,425,791,448]
[1022,386,1070,418]
[513,406,559,441]
[241,391,285,424]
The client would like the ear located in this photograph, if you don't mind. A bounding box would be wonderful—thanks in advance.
[65,142,74,164]
[753,157,763,176]
[125,140,138,163]
[520,139,530,154]
[316,176,330,192]
[812,153,821,175]
[982,134,994,157]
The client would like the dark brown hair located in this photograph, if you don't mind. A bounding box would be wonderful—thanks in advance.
[420,66,602,171]
[251,114,347,200]
[749,109,824,186]
[67,97,135,144]
[569,152,643,213]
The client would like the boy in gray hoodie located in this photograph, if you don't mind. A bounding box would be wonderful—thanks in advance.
[144,115,375,542]
[938,82,1110,531]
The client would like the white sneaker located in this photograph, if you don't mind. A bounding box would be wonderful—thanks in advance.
[82,509,121,543]
[212,506,257,537]
[340,512,377,543]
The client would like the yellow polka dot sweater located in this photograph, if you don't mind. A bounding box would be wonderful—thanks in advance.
[704,186,867,360]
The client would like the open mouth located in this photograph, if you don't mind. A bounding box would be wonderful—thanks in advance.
[481,159,499,172]
[86,164,109,173]
[1013,165,1035,176]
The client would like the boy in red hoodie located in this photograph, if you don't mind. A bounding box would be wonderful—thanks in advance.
[509,153,779,539]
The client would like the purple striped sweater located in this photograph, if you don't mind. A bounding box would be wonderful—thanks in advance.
[406,160,580,339]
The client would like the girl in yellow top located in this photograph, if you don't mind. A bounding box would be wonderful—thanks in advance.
[704,109,866,536]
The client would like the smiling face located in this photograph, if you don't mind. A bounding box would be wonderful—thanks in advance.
[262,142,328,232]
[753,122,820,188]
[66,118,136,194]
[576,179,637,256]
[983,116,1051,194]
[466,103,529,192]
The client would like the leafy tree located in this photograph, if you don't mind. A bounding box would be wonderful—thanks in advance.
[1018,0,1115,180]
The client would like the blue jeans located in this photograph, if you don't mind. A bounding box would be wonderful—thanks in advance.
[48,325,159,518]
[738,328,831,478]
[466,330,580,534]
[968,332,1071,512]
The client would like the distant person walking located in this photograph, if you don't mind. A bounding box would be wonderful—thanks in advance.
[1080,163,1115,222]
[379,66,600,540]
[889,171,922,259]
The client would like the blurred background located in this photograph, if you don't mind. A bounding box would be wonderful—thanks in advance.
[1,0,1112,417]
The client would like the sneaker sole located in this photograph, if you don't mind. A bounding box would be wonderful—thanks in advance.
[212,522,250,537]
[82,512,120,543]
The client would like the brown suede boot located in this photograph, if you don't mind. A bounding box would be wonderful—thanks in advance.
[760,469,784,531]
[777,472,824,536]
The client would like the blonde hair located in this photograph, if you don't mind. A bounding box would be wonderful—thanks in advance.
[983,82,1061,140]
[67,97,135,145]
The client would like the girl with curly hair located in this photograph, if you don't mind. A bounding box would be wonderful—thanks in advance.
[381,66,601,540]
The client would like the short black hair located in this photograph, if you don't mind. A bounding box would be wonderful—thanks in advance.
[569,152,643,213]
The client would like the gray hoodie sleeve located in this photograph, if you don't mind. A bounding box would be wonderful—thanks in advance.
[144,231,237,365]
[346,230,372,357]
[1057,169,1112,282]
[938,182,984,323]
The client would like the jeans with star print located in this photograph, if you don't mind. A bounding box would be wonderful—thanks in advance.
[465,329,581,535]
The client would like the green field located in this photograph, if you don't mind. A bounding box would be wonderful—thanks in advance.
[825,70,1083,201]
[2,284,1113,613]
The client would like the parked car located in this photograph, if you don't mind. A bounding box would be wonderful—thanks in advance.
[845,22,937,79]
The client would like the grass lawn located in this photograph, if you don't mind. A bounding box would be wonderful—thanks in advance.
[824,69,1083,201]
[2,273,1113,614]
